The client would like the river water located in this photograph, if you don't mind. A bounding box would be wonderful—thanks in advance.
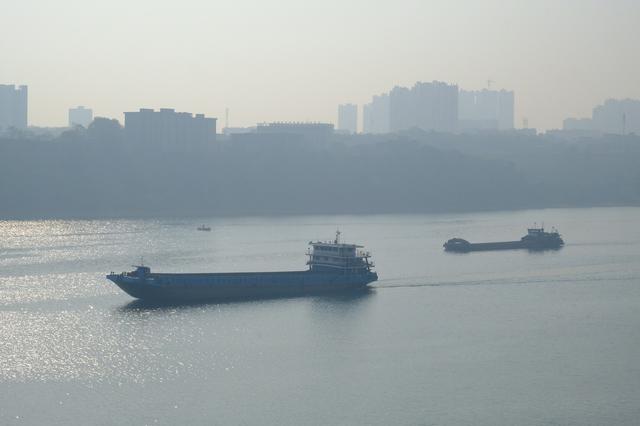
[1,207,639,425]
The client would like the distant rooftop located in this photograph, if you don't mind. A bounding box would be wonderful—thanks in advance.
[125,108,216,120]
[257,122,334,127]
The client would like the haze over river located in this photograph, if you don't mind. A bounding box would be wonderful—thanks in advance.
[1,207,639,425]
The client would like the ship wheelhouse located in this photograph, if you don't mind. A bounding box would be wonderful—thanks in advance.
[307,231,374,274]
[524,225,561,240]
[522,225,564,247]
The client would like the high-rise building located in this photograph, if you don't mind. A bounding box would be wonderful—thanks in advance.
[593,99,640,135]
[389,86,414,132]
[362,93,390,134]
[362,104,371,133]
[337,104,358,134]
[458,89,514,131]
[497,90,515,130]
[68,106,93,127]
[0,84,28,130]
[562,98,640,135]
[364,82,458,133]
[124,108,216,150]
[389,81,458,133]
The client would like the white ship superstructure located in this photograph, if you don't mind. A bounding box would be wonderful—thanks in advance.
[307,231,374,273]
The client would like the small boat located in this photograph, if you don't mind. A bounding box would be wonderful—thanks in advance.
[197,225,211,231]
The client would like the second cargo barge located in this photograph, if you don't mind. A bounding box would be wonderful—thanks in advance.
[444,226,564,253]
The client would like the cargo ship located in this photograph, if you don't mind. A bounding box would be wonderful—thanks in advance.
[444,226,564,253]
[106,231,377,302]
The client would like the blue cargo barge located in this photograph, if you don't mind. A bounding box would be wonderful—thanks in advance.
[444,226,564,253]
[107,231,378,302]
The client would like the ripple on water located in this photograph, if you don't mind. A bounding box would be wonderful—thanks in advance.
[0,273,117,306]
[0,306,237,383]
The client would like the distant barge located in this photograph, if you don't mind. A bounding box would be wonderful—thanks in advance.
[444,226,564,253]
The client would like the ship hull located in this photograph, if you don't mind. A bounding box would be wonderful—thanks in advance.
[446,240,525,252]
[444,240,563,253]
[107,270,378,302]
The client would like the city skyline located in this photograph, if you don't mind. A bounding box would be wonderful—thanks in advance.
[1,0,638,130]
[3,79,639,137]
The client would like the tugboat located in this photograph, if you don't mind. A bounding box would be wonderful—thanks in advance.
[107,231,377,302]
[444,226,564,253]
[197,225,211,231]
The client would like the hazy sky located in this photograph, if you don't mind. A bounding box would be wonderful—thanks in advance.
[1,0,638,130]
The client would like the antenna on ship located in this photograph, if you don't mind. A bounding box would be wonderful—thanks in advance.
[335,229,341,244]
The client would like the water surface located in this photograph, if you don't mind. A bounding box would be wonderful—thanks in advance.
[1,208,639,425]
